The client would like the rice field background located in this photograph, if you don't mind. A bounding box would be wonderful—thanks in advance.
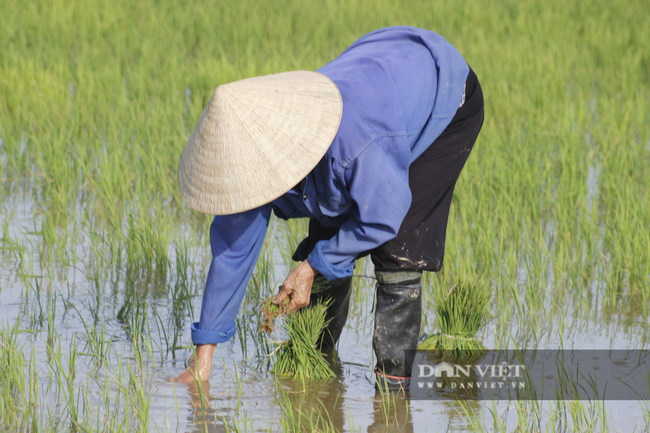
[1,0,649,431]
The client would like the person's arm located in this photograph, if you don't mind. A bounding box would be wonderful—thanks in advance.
[193,205,272,344]
[172,205,272,382]
[308,136,412,280]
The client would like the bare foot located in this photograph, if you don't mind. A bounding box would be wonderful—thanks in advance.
[171,343,217,383]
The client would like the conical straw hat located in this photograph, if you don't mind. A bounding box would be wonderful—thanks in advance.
[178,70,342,215]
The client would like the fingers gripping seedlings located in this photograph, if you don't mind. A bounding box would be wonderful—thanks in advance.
[260,276,329,336]
[273,259,318,313]
[259,278,335,380]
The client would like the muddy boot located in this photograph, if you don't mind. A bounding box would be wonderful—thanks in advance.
[310,275,353,349]
[373,270,422,390]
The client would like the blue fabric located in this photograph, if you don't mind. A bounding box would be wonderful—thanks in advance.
[191,26,469,345]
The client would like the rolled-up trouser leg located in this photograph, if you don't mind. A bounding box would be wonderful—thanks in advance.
[310,275,353,349]
[373,270,422,389]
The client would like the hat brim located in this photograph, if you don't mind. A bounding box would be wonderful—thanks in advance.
[178,71,342,215]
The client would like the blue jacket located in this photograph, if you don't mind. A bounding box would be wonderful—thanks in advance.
[191,26,469,345]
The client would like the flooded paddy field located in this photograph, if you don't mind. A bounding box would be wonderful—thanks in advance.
[1,0,649,431]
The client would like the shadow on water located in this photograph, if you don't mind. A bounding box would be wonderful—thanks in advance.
[275,350,348,431]
[274,350,416,432]
[367,388,414,433]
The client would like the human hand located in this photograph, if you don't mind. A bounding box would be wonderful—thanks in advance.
[273,260,318,313]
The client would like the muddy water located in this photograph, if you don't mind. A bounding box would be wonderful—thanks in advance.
[0,195,648,432]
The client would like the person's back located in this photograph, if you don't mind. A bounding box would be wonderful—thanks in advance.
[318,26,468,163]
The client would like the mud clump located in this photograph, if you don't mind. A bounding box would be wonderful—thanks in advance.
[260,297,290,335]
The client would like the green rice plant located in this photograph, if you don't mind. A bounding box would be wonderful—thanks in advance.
[276,218,309,270]
[245,235,276,305]
[0,319,39,431]
[419,277,491,362]
[269,299,335,380]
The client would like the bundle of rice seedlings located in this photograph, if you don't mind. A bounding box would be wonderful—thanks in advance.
[259,279,335,380]
[270,299,336,379]
[419,277,491,362]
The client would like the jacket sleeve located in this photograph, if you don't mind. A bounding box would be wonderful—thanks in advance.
[191,205,272,345]
[307,136,412,280]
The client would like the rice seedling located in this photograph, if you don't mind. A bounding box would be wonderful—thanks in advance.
[419,277,491,362]
[245,233,275,305]
[256,276,338,380]
[269,299,336,380]
[0,319,38,431]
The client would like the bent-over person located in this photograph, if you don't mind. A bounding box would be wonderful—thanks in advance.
[173,26,485,389]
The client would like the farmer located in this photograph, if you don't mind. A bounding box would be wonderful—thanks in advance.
[173,26,484,388]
